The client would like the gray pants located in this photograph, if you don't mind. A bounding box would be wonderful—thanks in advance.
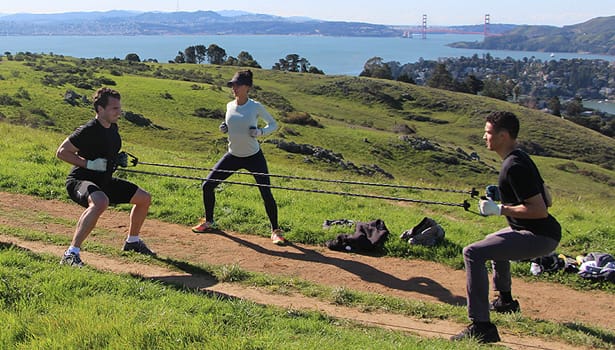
[463,227,559,322]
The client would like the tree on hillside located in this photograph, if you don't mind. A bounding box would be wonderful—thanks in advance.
[360,56,393,80]
[547,96,562,116]
[206,44,227,65]
[306,66,324,74]
[397,73,415,84]
[173,51,185,63]
[237,51,261,68]
[195,45,207,64]
[565,96,584,117]
[426,63,456,91]
[124,53,141,62]
[481,75,511,101]
[272,54,323,74]
[225,56,239,66]
[177,45,208,64]
[462,74,483,94]
[273,54,301,72]
[184,46,197,64]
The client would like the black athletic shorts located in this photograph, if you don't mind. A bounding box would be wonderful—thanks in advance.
[66,177,138,208]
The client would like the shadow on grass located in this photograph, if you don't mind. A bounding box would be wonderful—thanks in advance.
[216,231,466,306]
[0,241,52,261]
[1,236,465,306]
[142,255,237,299]
[563,322,615,346]
[1,241,244,302]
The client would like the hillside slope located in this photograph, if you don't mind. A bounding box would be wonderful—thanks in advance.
[450,15,615,55]
[1,53,614,257]
[1,54,614,170]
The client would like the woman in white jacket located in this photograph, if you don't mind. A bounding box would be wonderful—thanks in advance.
[192,70,285,245]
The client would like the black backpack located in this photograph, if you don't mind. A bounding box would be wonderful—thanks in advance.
[400,217,445,247]
[325,219,389,252]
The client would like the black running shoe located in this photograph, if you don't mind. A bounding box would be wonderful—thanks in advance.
[60,252,84,267]
[490,297,520,313]
[451,322,501,343]
[122,240,156,256]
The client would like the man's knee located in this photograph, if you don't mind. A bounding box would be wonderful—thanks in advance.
[463,244,480,261]
[133,188,151,207]
[89,192,110,212]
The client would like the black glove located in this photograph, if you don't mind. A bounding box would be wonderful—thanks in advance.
[116,151,129,168]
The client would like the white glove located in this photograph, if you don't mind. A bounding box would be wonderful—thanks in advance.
[219,122,228,134]
[479,198,502,216]
[249,127,263,138]
[86,158,107,172]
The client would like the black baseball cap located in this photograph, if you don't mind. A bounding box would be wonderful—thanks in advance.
[227,71,253,87]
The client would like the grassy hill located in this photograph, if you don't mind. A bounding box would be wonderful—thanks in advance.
[450,15,615,55]
[1,53,615,272]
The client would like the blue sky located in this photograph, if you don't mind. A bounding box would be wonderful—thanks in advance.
[1,0,612,26]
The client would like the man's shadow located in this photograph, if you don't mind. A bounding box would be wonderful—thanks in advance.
[215,231,466,306]
[0,241,237,301]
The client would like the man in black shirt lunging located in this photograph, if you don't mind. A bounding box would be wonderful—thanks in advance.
[56,87,155,267]
[452,111,561,343]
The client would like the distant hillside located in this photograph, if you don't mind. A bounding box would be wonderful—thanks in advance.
[0,10,399,36]
[449,16,615,55]
[1,52,614,173]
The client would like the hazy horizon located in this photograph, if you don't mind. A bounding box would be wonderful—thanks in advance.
[0,0,612,27]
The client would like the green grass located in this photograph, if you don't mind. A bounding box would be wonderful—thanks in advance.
[1,53,615,348]
[1,54,615,288]
[3,244,488,350]
[1,239,614,349]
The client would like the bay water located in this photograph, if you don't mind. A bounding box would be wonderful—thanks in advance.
[2,34,613,76]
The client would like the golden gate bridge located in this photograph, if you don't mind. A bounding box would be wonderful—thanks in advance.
[399,14,501,38]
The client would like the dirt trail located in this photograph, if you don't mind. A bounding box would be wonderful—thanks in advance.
[1,192,612,349]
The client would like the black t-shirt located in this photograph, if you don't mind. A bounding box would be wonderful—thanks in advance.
[499,149,561,241]
[67,118,121,186]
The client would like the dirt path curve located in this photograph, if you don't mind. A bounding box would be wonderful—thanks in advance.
[1,192,612,349]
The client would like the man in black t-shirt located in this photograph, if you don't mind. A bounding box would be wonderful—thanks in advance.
[56,87,155,267]
[452,111,561,343]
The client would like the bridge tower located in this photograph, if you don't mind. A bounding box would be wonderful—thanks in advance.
[484,14,490,37]
[422,14,427,39]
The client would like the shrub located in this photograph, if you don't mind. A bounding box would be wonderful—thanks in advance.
[281,111,323,128]
[251,89,294,112]
[29,108,48,117]
[123,111,153,127]
[281,126,300,136]
[96,76,116,86]
[0,94,21,106]
[15,87,31,100]
[193,107,224,119]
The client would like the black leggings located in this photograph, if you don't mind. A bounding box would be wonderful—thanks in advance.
[201,150,278,229]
